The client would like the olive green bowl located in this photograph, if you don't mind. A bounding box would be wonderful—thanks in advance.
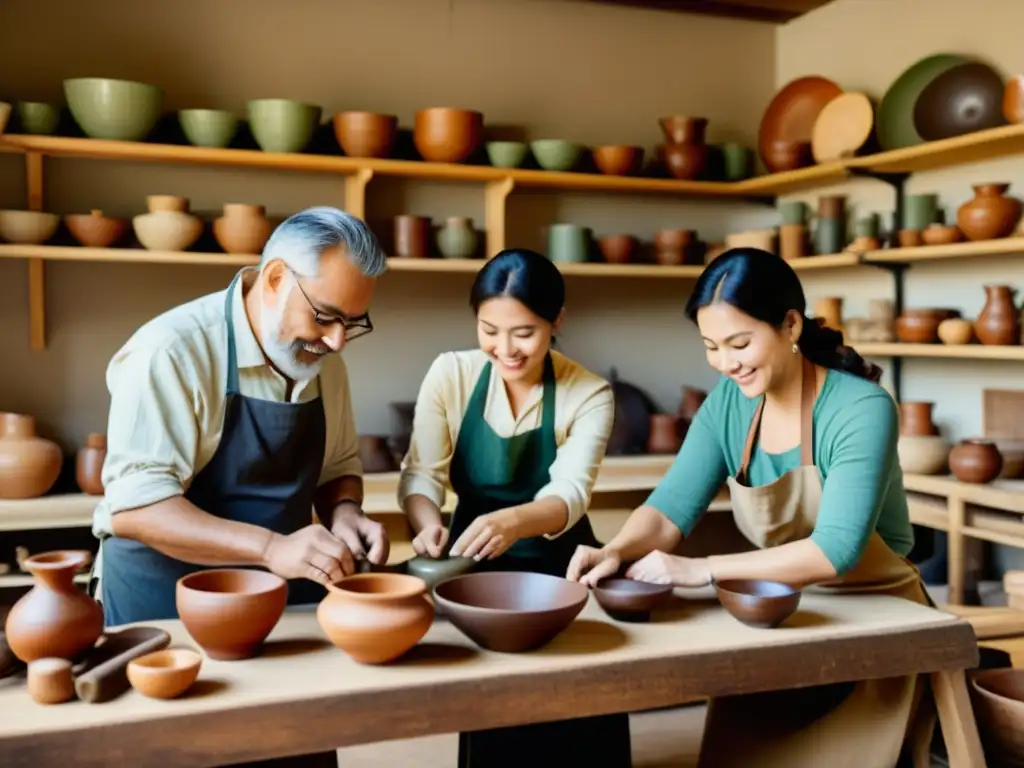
[246,98,321,154]
[530,139,582,171]
[486,141,528,168]
[179,109,239,149]
[63,77,164,141]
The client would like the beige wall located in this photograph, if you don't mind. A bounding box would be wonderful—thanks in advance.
[0,0,778,450]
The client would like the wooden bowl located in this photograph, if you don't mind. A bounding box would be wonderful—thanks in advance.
[592,145,644,176]
[127,648,201,699]
[175,569,287,660]
[714,579,801,628]
[433,572,588,653]
[593,578,673,622]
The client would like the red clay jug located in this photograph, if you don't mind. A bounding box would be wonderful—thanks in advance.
[974,284,1020,346]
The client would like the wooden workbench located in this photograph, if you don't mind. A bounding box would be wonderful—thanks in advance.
[0,591,984,767]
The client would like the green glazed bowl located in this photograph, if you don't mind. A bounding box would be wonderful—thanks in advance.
[246,98,322,154]
[63,77,164,141]
[16,102,59,135]
[530,139,582,171]
[179,109,239,148]
[486,141,528,168]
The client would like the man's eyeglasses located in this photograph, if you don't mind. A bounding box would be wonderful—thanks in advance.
[288,268,373,341]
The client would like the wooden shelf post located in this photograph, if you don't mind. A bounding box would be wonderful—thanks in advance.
[344,168,374,221]
[484,177,514,258]
[25,151,46,351]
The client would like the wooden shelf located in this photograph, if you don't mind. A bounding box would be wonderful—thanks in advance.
[903,474,1024,515]
[846,122,1024,175]
[863,238,1024,265]
[855,343,1024,361]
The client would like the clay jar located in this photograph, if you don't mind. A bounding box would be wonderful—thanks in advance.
[653,228,695,265]
[0,412,62,499]
[317,573,434,664]
[394,215,432,258]
[957,183,1023,241]
[213,204,272,255]
[76,433,106,495]
[133,195,203,252]
[949,439,1003,484]
[436,217,478,259]
[647,414,681,454]
[5,550,104,663]
[660,116,708,181]
[899,402,939,436]
[64,209,127,248]
[974,284,1021,346]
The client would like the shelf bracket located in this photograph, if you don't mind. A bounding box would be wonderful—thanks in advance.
[484,177,515,259]
[344,168,374,221]
[26,151,46,351]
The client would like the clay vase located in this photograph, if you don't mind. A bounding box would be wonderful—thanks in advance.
[949,439,1003,484]
[133,194,203,251]
[64,209,128,248]
[317,573,434,664]
[899,402,939,436]
[647,414,682,454]
[956,183,1023,241]
[660,116,708,181]
[76,433,106,495]
[213,204,273,255]
[974,285,1021,346]
[4,550,104,663]
[0,412,62,499]
[436,217,478,259]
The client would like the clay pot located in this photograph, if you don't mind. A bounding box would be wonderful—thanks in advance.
[126,648,202,699]
[949,439,1003,484]
[957,183,1023,241]
[133,195,203,252]
[653,228,695,265]
[647,414,681,454]
[0,412,62,499]
[897,435,950,475]
[969,669,1024,764]
[814,296,843,330]
[660,117,708,180]
[317,573,434,664]
[394,215,431,258]
[592,145,643,176]
[762,140,813,173]
[975,284,1020,346]
[332,111,397,158]
[894,309,959,344]
[64,209,127,248]
[597,234,636,264]
[76,432,106,495]
[898,229,923,248]
[921,224,962,246]
[592,578,673,622]
[1003,75,1024,124]
[213,204,273,255]
[715,579,801,629]
[818,195,847,219]
[413,108,483,164]
[937,318,973,345]
[899,402,939,436]
[4,550,104,663]
[436,217,478,259]
[0,210,60,244]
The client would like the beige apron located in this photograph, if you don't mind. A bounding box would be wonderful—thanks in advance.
[697,358,933,768]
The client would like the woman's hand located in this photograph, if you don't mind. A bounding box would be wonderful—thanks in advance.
[625,551,712,587]
[411,524,449,559]
[449,510,521,560]
[566,545,622,587]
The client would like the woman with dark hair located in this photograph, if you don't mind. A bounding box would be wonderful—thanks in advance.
[567,247,932,767]
[399,247,631,767]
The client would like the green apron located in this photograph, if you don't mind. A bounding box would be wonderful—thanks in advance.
[448,354,632,767]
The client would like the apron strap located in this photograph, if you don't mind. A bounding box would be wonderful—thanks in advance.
[738,356,818,476]
[222,269,246,396]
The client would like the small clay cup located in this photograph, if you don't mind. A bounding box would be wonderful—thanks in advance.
[592,145,644,176]
[597,234,637,264]
[127,648,202,699]
[593,578,673,622]
[714,579,801,628]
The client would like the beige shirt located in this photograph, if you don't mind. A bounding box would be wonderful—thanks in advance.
[92,269,362,539]
[398,349,614,537]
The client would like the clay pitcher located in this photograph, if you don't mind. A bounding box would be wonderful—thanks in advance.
[899,402,938,436]
[213,203,273,254]
[0,412,62,499]
[660,116,708,181]
[76,433,106,495]
[5,550,104,663]
[974,284,1020,346]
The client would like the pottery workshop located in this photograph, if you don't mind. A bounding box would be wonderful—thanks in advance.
[1,0,1024,766]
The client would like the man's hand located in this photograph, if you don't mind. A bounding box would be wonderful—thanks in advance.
[330,502,390,565]
[261,524,356,585]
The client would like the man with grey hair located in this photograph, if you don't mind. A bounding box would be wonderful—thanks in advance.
[93,207,391,645]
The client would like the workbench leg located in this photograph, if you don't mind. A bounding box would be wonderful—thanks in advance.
[931,669,986,767]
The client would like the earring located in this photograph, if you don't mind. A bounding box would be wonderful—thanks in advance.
[792,343,799,354]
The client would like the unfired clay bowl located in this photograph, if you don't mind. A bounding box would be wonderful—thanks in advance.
[175,569,287,660]
[0,210,60,244]
[133,211,204,251]
[593,578,673,622]
[433,572,588,653]
[127,648,202,699]
[714,579,801,628]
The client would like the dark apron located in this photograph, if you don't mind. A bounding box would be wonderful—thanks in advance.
[100,269,328,626]
[449,355,632,768]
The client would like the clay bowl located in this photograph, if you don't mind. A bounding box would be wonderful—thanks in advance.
[969,668,1024,764]
[876,53,969,150]
[127,648,202,699]
[246,98,322,154]
[592,145,644,176]
[333,111,397,158]
[597,234,637,264]
[413,107,483,164]
[178,109,239,149]
[593,578,673,622]
[894,313,942,344]
[762,139,813,173]
[0,210,60,244]
[921,224,962,246]
[897,435,950,475]
[65,209,128,248]
[485,141,528,168]
[63,77,164,141]
[433,572,588,653]
[913,61,1006,142]
[937,317,973,345]
[758,75,842,171]
[530,139,582,172]
[404,555,476,591]
[175,569,287,660]
[714,579,801,629]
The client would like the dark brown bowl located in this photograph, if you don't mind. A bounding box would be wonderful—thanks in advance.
[714,579,801,629]
[433,572,588,653]
[592,145,644,176]
[593,578,673,622]
[176,569,287,660]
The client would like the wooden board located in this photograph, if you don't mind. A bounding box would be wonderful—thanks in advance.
[0,594,976,766]
[983,389,1024,440]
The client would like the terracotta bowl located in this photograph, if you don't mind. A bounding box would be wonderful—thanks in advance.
[597,234,637,264]
[65,209,128,248]
[0,210,60,244]
[593,578,673,622]
[127,648,202,699]
[175,569,287,660]
[714,579,801,628]
[433,572,588,653]
[921,224,962,246]
[333,111,398,158]
[592,145,644,176]
[413,108,483,164]
[762,139,813,173]
[969,668,1024,764]
[894,314,942,344]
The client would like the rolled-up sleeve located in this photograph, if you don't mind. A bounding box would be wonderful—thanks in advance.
[534,382,614,538]
[318,357,363,486]
[99,347,201,524]
[397,354,453,509]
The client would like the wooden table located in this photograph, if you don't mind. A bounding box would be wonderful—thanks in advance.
[0,592,986,767]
